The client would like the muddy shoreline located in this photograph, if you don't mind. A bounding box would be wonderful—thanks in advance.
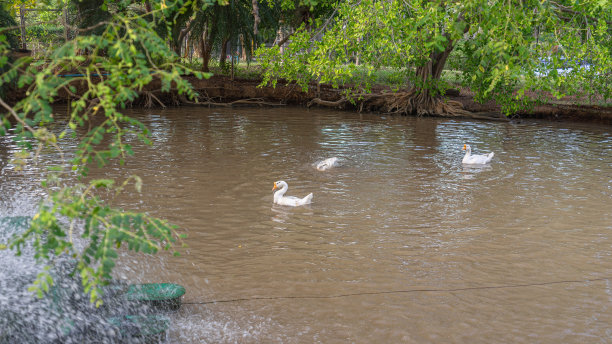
[7,74,612,124]
[170,75,612,124]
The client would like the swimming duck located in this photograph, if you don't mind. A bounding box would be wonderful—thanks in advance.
[272,181,313,206]
[462,144,494,164]
[316,157,339,171]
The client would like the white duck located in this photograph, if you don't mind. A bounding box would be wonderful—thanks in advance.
[462,144,494,164]
[316,157,339,171]
[272,181,313,206]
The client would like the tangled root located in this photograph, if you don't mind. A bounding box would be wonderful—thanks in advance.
[308,89,474,118]
[385,90,472,117]
[142,91,166,109]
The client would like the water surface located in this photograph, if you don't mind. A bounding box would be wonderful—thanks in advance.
[2,106,612,343]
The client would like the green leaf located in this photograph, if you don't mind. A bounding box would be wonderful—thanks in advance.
[91,179,115,188]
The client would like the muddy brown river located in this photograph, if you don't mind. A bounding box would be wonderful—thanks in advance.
[2,106,612,343]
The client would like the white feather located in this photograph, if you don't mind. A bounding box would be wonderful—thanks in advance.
[316,157,339,171]
[272,181,313,206]
[462,144,494,164]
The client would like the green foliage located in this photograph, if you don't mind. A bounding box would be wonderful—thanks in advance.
[181,0,334,72]
[258,0,612,114]
[10,175,179,307]
[73,0,112,35]
[0,0,216,306]
[0,2,19,97]
[257,0,472,91]
[25,24,64,41]
[0,2,19,49]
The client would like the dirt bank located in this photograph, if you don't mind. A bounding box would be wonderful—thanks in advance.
[168,75,612,124]
[7,74,612,124]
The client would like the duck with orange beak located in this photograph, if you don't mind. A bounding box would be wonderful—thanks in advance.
[272,181,313,206]
[462,144,495,164]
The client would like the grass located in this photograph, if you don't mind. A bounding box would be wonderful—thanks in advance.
[181,58,461,90]
[180,59,264,80]
[179,58,609,106]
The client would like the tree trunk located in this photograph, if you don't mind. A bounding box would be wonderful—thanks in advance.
[403,37,468,116]
[311,38,469,117]
[240,34,247,61]
[392,17,471,116]
[220,38,229,68]
[174,20,193,56]
[309,42,469,117]
[199,30,213,73]
[310,18,473,117]
[252,0,260,35]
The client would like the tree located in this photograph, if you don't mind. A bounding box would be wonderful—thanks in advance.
[0,2,18,98]
[257,0,611,116]
[73,0,111,35]
[191,8,217,72]
[0,0,219,306]
[217,0,259,68]
[185,0,280,72]
[0,2,18,49]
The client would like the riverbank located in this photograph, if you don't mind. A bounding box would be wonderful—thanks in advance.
[160,75,612,124]
[5,73,612,124]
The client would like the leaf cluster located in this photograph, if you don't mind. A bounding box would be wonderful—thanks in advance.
[258,0,611,114]
[0,2,18,49]
[0,0,210,306]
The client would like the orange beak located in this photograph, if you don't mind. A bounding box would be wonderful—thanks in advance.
[272,182,278,191]
[462,144,466,150]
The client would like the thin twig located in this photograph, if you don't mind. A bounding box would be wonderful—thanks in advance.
[0,96,34,133]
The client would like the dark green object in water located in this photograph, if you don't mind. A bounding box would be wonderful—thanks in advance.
[108,314,170,342]
[0,216,31,233]
[126,283,186,311]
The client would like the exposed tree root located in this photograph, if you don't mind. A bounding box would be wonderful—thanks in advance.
[307,97,349,108]
[181,96,286,108]
[139,89,286,109]
[308,89,507,120]
[139,86,506,121]
[143,91,166,109]
[468,111,510,121]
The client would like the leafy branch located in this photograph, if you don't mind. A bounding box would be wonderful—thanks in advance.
[0,0,212,305]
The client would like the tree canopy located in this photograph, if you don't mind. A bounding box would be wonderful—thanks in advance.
[257,0,612,115]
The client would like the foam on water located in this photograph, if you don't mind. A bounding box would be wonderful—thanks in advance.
[0,200,169,343]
